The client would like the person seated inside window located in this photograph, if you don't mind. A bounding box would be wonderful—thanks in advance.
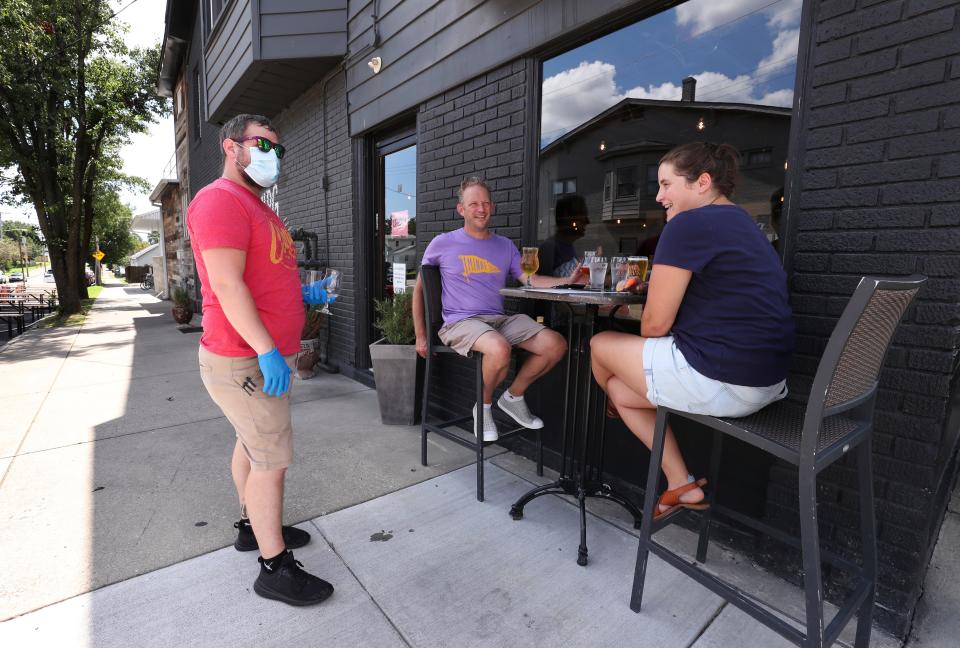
[590,142,795,519]
[539,193,589,277]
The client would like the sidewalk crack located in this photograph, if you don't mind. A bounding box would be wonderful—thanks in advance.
[310,519,414,648]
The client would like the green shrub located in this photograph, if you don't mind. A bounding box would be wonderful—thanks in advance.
[374,291,415,345]
[172,286,191,306]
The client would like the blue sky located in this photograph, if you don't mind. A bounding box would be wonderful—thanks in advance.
[541,0,801,144]
[385,146,417,226]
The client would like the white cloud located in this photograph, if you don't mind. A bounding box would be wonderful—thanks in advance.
[542,62,795,144]
[756,29,800,82]
[675,0,802,36]
[541,61,624,140]
[758,88,794,106]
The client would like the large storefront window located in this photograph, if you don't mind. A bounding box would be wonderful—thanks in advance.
[537,0,800,272]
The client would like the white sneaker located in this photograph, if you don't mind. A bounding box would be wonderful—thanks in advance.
[472,404,499,442]
[496,393,544,429]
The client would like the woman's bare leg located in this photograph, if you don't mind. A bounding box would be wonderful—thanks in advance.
[592,332,704,507]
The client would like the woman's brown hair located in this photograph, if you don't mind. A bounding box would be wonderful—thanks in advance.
[660,142,740,198]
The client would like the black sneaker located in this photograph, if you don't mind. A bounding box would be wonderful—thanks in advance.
[234,518,311,552]
[254,551,334,606]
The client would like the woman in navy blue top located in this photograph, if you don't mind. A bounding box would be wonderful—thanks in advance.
[591,142,794,518]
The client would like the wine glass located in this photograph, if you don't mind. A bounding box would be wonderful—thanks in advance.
[320,268,341,314]
[520,247,540,278]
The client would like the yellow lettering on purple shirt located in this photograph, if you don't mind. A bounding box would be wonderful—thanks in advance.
[459,255,500,279]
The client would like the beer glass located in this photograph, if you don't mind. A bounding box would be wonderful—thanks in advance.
[580,249,598,278]
[588,257,608,291]
[610,256,629,290]
[627,256,649,283]
[520,247,540,276]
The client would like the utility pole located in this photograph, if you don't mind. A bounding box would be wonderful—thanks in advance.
[94,236,102,285]
[19,236,27,282]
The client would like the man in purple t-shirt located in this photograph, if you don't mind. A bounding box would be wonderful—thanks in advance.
[413,177,585,442]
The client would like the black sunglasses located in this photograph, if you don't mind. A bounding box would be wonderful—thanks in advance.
[235,135,286,159]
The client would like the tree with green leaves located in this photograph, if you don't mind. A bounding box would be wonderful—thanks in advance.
[0,1,167,313]
[91,188,139,269]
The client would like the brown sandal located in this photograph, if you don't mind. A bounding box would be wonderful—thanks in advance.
[654,478,709,520]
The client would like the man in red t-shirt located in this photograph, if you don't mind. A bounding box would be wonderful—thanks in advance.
[187,114,333,606]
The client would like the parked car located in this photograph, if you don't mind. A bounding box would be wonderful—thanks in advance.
[8,271,23,282]
[85,269,95,286]
[44,269,55,283]
[0,270,6,284]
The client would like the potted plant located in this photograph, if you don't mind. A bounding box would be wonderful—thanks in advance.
[171,287,193,325]
[298,304,325,379]
[369,291,422,425]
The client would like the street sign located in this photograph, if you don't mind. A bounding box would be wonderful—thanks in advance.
[92,250,105,261]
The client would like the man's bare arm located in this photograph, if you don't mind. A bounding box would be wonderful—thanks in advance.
[413,274,428,358]
[202,247,275,355]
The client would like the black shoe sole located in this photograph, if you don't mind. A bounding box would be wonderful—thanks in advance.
[253,580,334,606]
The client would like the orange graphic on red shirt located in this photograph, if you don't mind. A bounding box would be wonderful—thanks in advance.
[459,255,500,279]
[269,221,297,269]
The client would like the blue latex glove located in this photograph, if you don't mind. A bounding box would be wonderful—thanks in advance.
[301,277,337,305]
[257,348,291,397]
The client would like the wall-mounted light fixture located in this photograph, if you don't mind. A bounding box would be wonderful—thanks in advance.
[368,57,382,74]
[599,140,606,152]
[696,117,705,131]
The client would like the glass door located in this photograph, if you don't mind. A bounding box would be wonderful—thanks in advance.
[378,141,417,298]
[358,125,417,372]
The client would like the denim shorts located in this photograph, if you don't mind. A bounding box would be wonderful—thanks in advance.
[642,336,787,418]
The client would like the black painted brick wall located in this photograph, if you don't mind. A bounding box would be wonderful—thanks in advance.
[416,59,533,419]
[273,70,355,369]
[775,0,960,636]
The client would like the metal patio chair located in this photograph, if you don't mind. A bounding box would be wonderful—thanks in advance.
[419,264,542,501]
[631,274,926,648]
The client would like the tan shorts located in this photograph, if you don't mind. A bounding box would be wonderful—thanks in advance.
[198,346,297,471]
[438,313,545,356]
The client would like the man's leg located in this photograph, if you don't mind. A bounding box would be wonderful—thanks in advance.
[471,330,512,404]
[244,467,286,559]
[510,328,567,396]
[231,439,250,514]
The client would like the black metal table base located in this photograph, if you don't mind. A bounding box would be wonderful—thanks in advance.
[507,300,646,565]
[510,477,643,566]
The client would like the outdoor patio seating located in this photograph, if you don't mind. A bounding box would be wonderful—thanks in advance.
[630,274,926,648]
[418,264,541,501]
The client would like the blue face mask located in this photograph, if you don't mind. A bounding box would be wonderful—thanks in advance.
[242,146,280,188]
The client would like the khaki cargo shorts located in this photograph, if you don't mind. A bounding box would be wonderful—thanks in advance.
[198,346,297,471]
[438,313,545,356]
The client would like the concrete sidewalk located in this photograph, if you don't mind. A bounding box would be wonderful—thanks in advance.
[0,281,920,646]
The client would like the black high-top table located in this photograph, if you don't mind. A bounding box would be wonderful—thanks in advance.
[501,286,646,566]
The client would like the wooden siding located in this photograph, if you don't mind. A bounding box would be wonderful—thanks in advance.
[260,0,348,59]
[345,0,666,134]
[204,0,347,123]
[204,0,255,122]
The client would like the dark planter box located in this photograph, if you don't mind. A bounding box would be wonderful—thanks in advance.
[369,341,423,425]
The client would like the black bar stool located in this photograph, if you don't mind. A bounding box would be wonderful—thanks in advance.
[418,264,542,501]
[631,274,925,648]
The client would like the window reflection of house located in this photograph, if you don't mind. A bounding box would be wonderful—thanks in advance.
[538,84,791,258]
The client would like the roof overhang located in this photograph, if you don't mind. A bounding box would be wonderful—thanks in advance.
[149,178,180,204]
[156,1,195,97]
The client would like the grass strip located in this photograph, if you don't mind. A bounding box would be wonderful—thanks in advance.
[38,285,103,328]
